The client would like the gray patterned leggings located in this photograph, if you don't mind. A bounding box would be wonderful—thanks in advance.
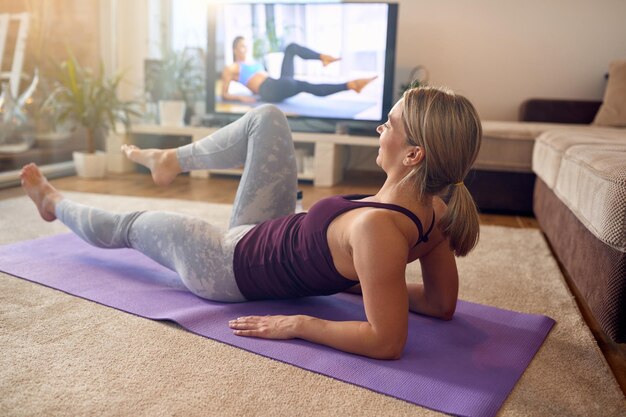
[55,105,297,302]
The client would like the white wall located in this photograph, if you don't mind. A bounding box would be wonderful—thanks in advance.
[109,0,626,171]
[112,0,626,120]
[387,0,626,120]
[105,0,154,102]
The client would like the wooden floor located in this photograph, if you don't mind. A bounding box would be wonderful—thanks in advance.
[2,170,624,395]
[0,170,540,229]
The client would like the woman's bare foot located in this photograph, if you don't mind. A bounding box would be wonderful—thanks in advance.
[121,144,182,186]
[347,76,378,93]
[20,163,63,222]
[320,54,340,67]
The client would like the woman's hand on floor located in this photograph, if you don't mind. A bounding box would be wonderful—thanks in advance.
[229,315,301,339]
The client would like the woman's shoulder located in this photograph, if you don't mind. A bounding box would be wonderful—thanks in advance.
[350,208,413,247]
[224,62,239,73]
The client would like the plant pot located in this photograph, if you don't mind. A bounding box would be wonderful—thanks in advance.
[158,100,186,127]
[73,151,107,179]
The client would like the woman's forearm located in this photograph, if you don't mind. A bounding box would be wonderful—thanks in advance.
[295,315,403,360]
[407,283,454,320]
[230,314,404,359]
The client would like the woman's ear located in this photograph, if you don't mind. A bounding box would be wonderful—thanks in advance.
[404,146,424,166]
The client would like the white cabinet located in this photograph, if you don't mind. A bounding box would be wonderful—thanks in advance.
[107,124,379,187]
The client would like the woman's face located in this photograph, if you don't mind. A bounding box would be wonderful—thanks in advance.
[234,39,248,61]
[375,99,413,171]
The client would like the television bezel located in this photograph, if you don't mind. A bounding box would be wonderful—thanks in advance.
[204,1,398,133]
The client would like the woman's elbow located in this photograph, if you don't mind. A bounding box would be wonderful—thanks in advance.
[372,337,406,360]
[371,344,404,360]
[438,303,456,321]
[440,310,455,321]
[384,345,404,360]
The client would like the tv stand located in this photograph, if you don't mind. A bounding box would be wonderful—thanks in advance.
[107,124,379,186]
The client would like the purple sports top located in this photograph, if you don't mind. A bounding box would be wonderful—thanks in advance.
[233,194,435,300]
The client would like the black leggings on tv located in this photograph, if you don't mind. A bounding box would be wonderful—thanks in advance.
[258,43,348,103]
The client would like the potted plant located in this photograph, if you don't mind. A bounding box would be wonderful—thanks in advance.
[257,21,284,79]
[252,15,298,78]
[144,48,204,126]
[45,54,139,178]
[398,65,429,98]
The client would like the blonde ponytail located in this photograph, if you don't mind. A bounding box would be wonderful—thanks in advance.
[439,183,480,257]
[401,86,482,257]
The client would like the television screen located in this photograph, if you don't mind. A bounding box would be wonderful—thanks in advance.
[205,2,398,131]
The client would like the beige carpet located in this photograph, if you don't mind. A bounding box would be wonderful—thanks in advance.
[1,192,624,417]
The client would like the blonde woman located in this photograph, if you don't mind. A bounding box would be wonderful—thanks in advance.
[21,86,481,360]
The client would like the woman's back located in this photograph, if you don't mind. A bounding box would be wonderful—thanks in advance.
[233,194,445,300]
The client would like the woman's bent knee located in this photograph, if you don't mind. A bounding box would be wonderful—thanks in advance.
[248,105,291,141]
[283,43,298,54]
[252,103,286,122]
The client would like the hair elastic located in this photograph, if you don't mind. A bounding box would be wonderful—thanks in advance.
[454,181,464,187]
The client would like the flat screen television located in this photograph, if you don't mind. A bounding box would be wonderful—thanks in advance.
[204,2,398,134]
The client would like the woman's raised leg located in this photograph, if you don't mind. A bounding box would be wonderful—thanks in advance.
[211,105,297,228]
[280,43,340,78]
[124,105,298,228]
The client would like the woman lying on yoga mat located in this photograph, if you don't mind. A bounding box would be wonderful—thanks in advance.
[21,86,481,360]
[222,37,376,103]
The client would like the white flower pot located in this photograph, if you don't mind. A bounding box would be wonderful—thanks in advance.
[73,151,107,179]
[158,100,186,127]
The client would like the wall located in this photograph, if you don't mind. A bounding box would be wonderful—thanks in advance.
[344,0,626,170]
[3,0,625,119]
[107,0,626,120]
[0,0,101,86]
[106,0,626,169]
[386,0,626,120]
[4,1,623,169]
[110,0,150,102]
[108,0,626,120]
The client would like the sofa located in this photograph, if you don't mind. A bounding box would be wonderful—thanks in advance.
[532,126,626,344]
[467,61,624,217]
[533,61,626,344]
[468,118,601,214]
[533,129,625,343]
[471,60,626,343]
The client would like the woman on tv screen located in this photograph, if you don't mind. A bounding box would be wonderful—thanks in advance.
[222,36,377,104]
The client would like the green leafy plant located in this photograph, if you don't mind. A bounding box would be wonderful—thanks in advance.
[252,6,299,61]
[399,65,429,97]
[44,53,139,154]
[144,48,205,105]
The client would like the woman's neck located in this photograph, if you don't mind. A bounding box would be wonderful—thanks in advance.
[374,177,433,209]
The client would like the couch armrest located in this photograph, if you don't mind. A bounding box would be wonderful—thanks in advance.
[519,98,602,124]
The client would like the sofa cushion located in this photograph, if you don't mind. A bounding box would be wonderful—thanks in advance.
[481,122,625,174]
[533,129,626,251]
[556,144,626,251]
[532,127,626,188]
[594,60,626,127]
[478,121,578,172]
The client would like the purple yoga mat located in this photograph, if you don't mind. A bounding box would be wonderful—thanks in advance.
[0,234,555,417]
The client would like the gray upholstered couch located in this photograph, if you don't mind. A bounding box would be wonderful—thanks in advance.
[468,90,626,343]
[472,93,626,344]
[531,116,626,343]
